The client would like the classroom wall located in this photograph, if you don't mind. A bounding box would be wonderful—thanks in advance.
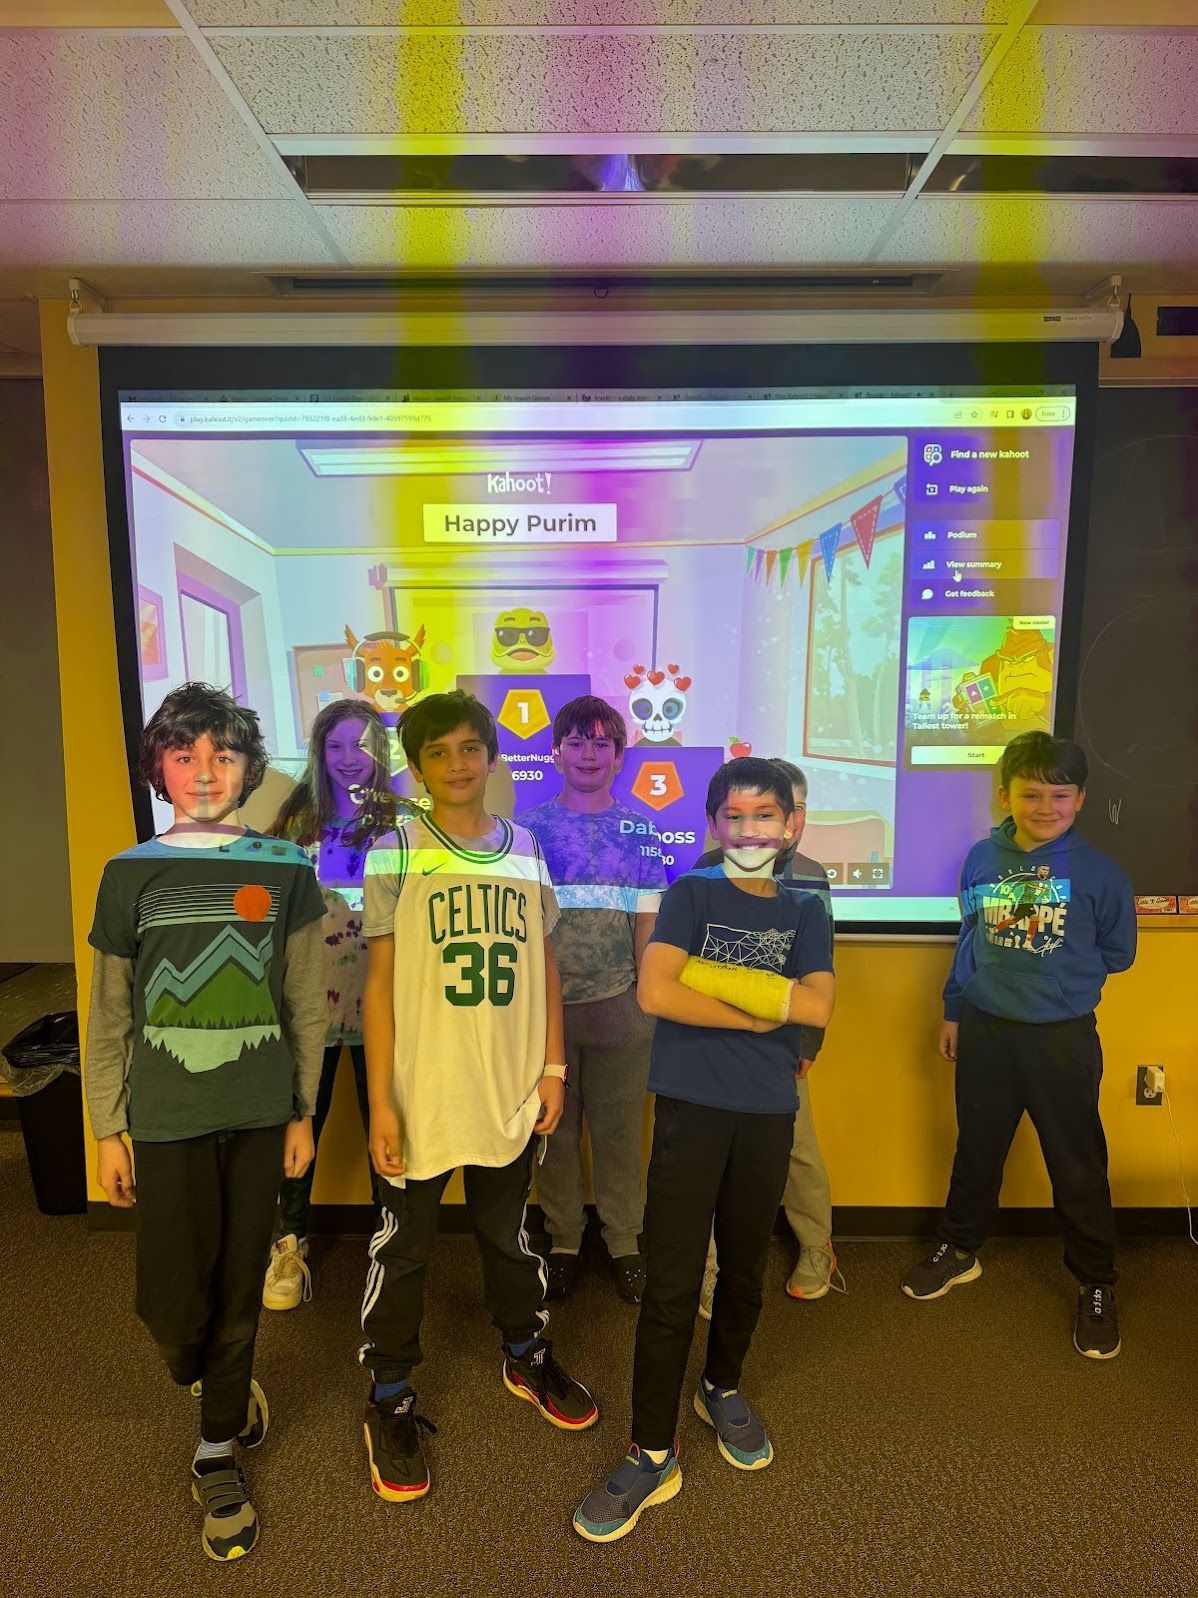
[0,378,73,963]
[41,300,1198,1216]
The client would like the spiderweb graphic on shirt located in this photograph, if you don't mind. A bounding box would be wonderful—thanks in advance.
[699,923,795,972]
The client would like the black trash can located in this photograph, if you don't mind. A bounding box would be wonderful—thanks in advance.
[2,1011,87,1216]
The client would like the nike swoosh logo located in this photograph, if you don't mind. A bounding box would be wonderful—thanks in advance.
[422,865,443,875]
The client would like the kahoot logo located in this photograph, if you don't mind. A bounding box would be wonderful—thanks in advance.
[632,761,683,812]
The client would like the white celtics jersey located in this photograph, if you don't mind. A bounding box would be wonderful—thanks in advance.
[363,812,559,1181]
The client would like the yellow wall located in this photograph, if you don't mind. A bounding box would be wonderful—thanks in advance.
[42,300,1198,1216]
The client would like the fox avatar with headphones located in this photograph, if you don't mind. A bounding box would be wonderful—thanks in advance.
[344,625,428,717]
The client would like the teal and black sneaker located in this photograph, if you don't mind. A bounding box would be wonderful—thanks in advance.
[191,1456,259,1562]
[573,1445,682,1543]
[693,1380,774,1470]
[189,1377,269,1449]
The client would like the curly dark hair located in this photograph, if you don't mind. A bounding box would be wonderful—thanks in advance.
[139,682,269,803]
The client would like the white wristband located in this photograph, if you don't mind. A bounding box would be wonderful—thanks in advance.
[542,1064,568,1082]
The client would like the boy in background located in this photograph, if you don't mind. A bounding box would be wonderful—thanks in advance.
[696,756,838,1305]
[86,682,327,1561]
[901,732,1136,1360]
[574,757,833,1542]
[360,691,598,1505]
[522,695,667,1304]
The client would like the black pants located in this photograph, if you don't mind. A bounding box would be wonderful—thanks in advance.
[940,1001,1116,1285]
[133,1123,286,1443]
[358,1137,546,1383]
[277,1043,383,1237]
[631,1095,795,1450]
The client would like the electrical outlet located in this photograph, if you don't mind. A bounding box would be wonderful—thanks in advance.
[1136,1065,1165,1106]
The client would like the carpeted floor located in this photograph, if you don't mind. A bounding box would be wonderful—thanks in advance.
[2,1126,1196,1598]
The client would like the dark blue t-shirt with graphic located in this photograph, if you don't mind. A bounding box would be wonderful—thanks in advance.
[648,866,833,1115]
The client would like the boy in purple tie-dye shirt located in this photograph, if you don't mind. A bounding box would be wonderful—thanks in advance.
[522,696,668,1304]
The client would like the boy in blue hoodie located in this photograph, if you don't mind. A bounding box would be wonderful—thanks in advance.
[901,732,1136,1359]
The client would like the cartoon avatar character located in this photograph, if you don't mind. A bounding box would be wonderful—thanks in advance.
[491,608,555,673]
[953,625,1053,726]
[625,663,691,745]
[344,625,427,717]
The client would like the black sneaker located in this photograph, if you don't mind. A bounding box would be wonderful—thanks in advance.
[1073,1284,1121,1360]
[191,1456,259,1561]
[901,1241,982,1300]
[363,1391,438,1502]
[611,1252,646,1304]
[503,1337,599,1430]
[544,1251,581,1302]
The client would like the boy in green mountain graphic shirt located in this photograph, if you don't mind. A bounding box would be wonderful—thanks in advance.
[84,684,326,1563]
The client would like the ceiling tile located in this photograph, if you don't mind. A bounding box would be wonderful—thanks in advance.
[0,200,336,265]
[0,32,297,200]
[318,197,883,267]
[881,195,1198,266]
[193,2,1014,23]
[967,29,1198,133]
[211,30,995,134]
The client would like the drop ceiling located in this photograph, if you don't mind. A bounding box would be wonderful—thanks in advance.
[0,0,1196,365]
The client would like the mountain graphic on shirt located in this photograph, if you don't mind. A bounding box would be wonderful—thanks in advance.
[143,925,280,1072]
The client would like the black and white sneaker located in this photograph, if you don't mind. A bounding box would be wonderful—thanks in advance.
[1073,1284,1121,1360]
[901,1241,982,1300]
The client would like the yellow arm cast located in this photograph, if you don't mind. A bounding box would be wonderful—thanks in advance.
[679,957,793,1023]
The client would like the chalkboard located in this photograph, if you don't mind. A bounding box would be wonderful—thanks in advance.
[1072,387,1198,900]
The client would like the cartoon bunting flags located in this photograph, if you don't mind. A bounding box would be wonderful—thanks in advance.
[850,494,882,567]
[742,474,903,591]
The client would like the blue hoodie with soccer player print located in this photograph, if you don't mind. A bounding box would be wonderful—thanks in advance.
[942,817,1136,1025]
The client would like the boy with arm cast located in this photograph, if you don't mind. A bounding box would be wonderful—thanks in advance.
[695,756,840,1306]
[358,691,598,1505]
[574,758,833,1543]
[522,695,668,1304]
[86,683,326,1562]
[901,732,1136,1360]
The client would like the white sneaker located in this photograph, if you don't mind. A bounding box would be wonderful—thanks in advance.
[698,1260,717,1321]
[262,1234,311,1311]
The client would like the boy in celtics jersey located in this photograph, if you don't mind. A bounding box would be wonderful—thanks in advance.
[359,690,598,1503]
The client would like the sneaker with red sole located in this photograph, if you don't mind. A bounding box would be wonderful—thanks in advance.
[363,1390,437,1502]
[502,1337,598,1430]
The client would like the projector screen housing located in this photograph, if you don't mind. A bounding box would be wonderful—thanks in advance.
[99,341,1098,939]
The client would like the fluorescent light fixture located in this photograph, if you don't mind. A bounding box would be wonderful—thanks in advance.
[297,439,699,476]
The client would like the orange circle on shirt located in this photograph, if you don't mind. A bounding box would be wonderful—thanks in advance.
[233,884,272,922]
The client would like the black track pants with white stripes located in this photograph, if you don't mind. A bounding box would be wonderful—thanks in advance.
[359,1135,546,1382]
